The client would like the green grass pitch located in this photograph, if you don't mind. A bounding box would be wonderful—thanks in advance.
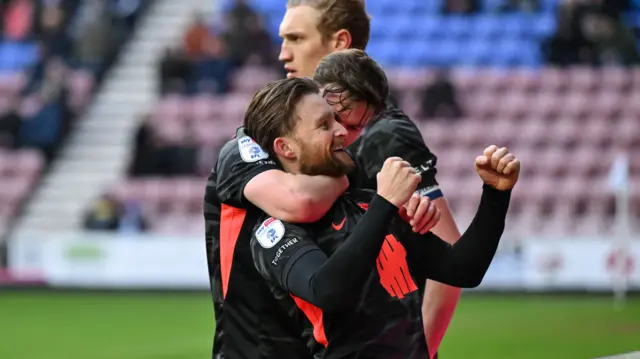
[0,291,638,359]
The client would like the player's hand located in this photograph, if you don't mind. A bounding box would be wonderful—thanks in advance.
[377,157,421,208]
[475,145,520,191]
[400,194,441,234]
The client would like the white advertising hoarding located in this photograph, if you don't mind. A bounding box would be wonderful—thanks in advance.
[8,232,210,289]
[7,232,640,291]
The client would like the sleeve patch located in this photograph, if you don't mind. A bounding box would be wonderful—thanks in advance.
[238,136,269,162]
[255,217,286,248]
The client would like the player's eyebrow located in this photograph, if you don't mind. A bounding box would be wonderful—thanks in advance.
[314,110,333,127]
[280,31,304,39]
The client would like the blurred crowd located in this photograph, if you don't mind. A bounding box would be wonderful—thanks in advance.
[83,0,640,233]
[0,0,147,161]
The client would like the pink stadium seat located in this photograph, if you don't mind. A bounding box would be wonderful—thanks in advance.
[567,67,599,93]
[15,149,44,176]
[222,94,251,122]
[0,71,26,95]
[419,121,453,150]
[550,119,580,147]
[581,118,613,147]
[516,119,547,148]
[529,91,560,119]
[450,69,480,93]
[505,69,539,93]
[600,67,630,93]
[153,94,184,122]
[626,92,640,115]
[231,66,280,94]
[386,68,433,92]
[474,70,508,94]
[539,68,568,93]
[499,91,528,118]
[466,91,496,119]
[613,117,640,147]
[589,92,621,119]
[560,92,590,119]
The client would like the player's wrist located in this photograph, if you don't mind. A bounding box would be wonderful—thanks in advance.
[372,193,401,212]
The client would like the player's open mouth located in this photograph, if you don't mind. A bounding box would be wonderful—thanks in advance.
[333,147,344,152]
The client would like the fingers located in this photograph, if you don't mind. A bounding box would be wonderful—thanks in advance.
[409,197,441,234]
[475,155,488,166]
[405,193,420,218]
[491,147,509,169]
[503,158,520,175]
[483,145,498,159]
[410,196,430,228]
[420,209,441,234]
[496,153,515,173]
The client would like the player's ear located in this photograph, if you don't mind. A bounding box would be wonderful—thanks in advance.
[273,137,298,160]
[332,29,351,51]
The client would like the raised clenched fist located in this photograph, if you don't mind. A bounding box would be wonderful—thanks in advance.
[376,157,421,207]
[475,145,520,191]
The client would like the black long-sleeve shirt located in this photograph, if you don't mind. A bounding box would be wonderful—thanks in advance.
[251,185,510,359]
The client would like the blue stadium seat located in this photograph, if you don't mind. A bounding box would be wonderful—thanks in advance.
[442,15,472,39]
[473,15,503,39]
[541,0,558,12]
[481,0,505,12]
[0,41,39,72]
[532,13,557,38]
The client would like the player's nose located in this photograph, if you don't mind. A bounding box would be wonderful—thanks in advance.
[333,120,348,138]
[278,45,292,62]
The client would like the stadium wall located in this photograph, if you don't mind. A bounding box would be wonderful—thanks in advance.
[3,232,640,292]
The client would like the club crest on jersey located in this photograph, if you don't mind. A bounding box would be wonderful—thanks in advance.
[238,136,269,162]
[256,217,285,248]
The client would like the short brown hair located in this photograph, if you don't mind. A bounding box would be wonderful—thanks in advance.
[287,0,370,50]
[313,49,389,116]
[244,78,320,157]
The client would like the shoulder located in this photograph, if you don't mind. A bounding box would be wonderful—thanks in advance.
[218,128,270,166]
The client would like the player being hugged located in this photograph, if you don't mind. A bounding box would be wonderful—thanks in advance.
[248,78,520,359]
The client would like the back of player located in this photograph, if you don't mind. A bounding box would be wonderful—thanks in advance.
[205,128,314,359]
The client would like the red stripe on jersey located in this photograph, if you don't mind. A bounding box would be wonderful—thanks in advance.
[290,295,328,347]
[220,204,246,298]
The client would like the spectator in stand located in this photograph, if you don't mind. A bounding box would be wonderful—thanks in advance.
[421,70,464,121]
[0,102,21,148]
[544,0,638,66]
[158,46,192,95]
[223,2,275,68]
[70,0,116,74]
[443,0,479,14]
[183,13,232,94]
[544,0,598,66]
[117,200,148,233]
[241,13,277,67]
[498,0,539,12]
[3,0,34,42]
[34,2,72,59]
[583,12,639,65]
[83,194,121,231]
[129,115,155,177]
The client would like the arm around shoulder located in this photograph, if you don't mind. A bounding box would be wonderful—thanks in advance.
[244,170,347,223]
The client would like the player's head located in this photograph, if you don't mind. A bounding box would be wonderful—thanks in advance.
[279,0,370,79]
[313,49,389,145]
[244,77,354,177]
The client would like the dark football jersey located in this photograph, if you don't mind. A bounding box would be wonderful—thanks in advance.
[204,127,315,359]
[348,105,443,199]
[250,189,429,359]
[250,185,511,359]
